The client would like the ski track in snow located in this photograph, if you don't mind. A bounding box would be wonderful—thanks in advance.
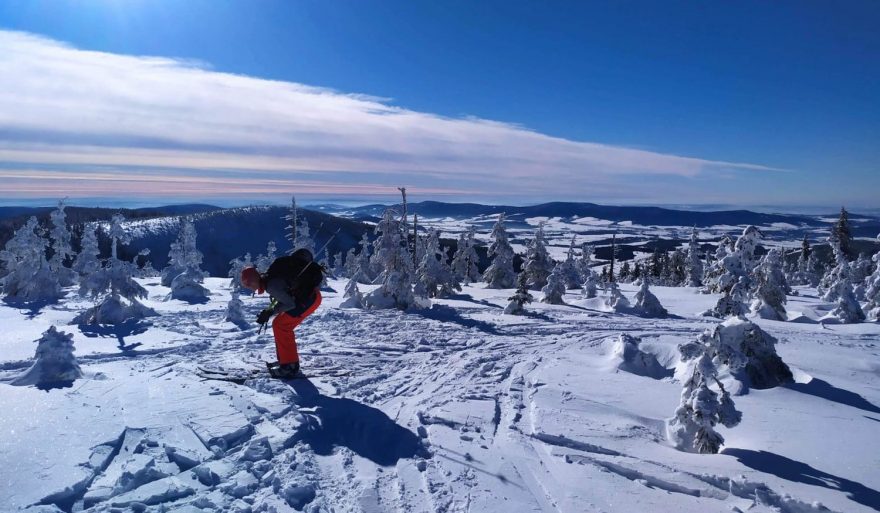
[1,278,878,512]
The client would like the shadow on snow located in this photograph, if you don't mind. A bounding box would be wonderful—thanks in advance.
[78,320,149,353]
[287,379,426,466]
[412,304,501,334]
[784,378,880,415]
[723,448,880,510]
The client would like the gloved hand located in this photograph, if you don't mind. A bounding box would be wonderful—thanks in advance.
[256,308,273,325]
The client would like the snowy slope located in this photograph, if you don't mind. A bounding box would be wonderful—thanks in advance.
[1,277,878,512]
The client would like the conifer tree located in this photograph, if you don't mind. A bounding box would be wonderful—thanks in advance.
[164,219,209,301]
[11,326,83,386]
[540,263,567,304]
[830,206,853,260]
[750,248,788,320]
[0,217,62,302]
[522,224,554,290]
[504,271,533,315]
[483,213,516,289]
[577,243,595,283]
[556,235,583,289]
[792,235,819,287]
[340,273,365,309]
[826,277,866,324]
[668,353,741,454]
[864,245,880,321]
[73,214,157,324]
[48,201,77,287]
[634,278,667,317]
[354,233,374,284]
[605,281,630,310]
[451,226,481,285]
[582,270,599,299]
[364,210,422,309]
[686,227,704,287]
[415,229,460,298]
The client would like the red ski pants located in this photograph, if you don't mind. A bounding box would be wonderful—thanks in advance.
[271,291,322,365]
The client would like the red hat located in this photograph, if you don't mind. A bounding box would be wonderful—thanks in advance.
[240,266,265,294]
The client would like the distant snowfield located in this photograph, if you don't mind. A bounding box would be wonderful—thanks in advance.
[1,278,879,512]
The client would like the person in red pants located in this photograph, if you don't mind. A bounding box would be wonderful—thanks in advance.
[240,248,324,378]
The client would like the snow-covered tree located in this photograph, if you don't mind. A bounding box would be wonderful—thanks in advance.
[824,277,866,324]
[668,352,741,454]
[577,243,595,283]
[605,281,630,310]
[331,251,346,279]
[679,316,793,392]
[504,271,533,315]
[791,235,820,287]
[350,233,374,284]
[72,224,101,277]
[865,240,880,321]
[414,229,460,298]
[11,326,83,387]
[685,227,704,287]
[451,226,481,285]
[72,214,157,325]
[704,276,749,319]
[364,210,424,310]
[702,235,733,293]
[558,235,584,289]
[164,219,209,301]
[340,273,365,309]
[634,278,667,317]
[0,217,62,302]
[818,239,850,302]
[849,253,873,301]
[750,248,788,320]
[830,206,853,261]
[582,270,599,299]
[483,213,516,289]
[522,224,554,290]
[48,201,77,287]
[540,263,567,304]
[225,288,248,328]
[255,240,278,274]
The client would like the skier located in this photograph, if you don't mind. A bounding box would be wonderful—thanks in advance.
[240,248,324,378]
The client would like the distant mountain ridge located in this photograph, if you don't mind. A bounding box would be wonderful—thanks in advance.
[339,201,825,227]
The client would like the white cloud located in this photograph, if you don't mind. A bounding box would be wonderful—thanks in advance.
[0,30,777,200]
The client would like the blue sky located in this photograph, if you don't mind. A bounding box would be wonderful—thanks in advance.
[0,0,877,209]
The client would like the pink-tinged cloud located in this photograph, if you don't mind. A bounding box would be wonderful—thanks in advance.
[0,30,779,201]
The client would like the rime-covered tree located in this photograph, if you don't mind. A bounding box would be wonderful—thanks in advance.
[577,243,595,283]
[165,219,209,301]
[618,261,632,283]
[11,326,83,387]
[750,248,788,320]
[685,227,704,287]
[605,281,629,310]
[255,240,278,274]
[849,253,873,301]
[559,235,584,289]
[791,235,820,287]
[364,210,423,309]
[522,224,554,290]
[540,263,567,304]
[679,316,792,392]
[819,239,850,302]
[415,229,460,298]
[48,201,77,287]
[582,269,599,299]
[667,248,687,286]
[702,235,734,293]
[704,276,749,319]
[864,243,880,321]
[73,214,157,324]
[73,224,103,298]
[228,253,253,293]
[483,213,516,289]
[830,206,853,260]
[451,226,481,285]
[0,217,62,302]
[825,277,865,324]
[352,233,374,284]
[340,272,365,309]
[225,287,248,328]
[634,278,667,318]
[667,353,741,454]
[504,271,533,315]
[331,251,346,279]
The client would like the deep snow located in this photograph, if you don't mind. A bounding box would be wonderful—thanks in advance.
[1,277,879,512]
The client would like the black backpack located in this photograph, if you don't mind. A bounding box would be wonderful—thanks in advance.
[267,254,324,302]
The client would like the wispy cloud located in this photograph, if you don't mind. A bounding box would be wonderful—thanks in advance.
[0,30,778,202]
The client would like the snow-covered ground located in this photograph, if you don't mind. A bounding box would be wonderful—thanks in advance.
[1,278,879,512]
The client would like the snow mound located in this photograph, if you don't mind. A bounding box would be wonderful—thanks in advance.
[11,326,82,387]
[608,334,672,379]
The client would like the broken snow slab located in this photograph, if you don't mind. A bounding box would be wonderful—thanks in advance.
[0,359,261,511]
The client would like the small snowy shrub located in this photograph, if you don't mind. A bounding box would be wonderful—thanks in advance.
[634,279,667,318]
[582,271,598,299]
[225,289,248,327]
[12,326,82,386]
[611,334,669,379]
[505,272,533,315]
[605,281,629,311]
[680,316,792,392]
[340,273,365,309]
